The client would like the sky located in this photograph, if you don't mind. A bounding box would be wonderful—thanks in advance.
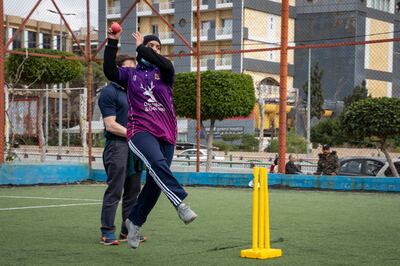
[5,0,99,30]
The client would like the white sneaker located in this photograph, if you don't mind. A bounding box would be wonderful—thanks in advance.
[176,203,197,225]
[125,219,141,249]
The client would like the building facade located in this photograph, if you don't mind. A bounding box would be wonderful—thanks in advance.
[98,0,297,143]
[294,0,400,100]
[3,15,72,52]
[72,27,99,56]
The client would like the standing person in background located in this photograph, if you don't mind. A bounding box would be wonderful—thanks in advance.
[103,28,197,249]
[315,144,339,175]
[99,55,147,246]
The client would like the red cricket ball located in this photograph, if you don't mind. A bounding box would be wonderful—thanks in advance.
[111,22,121,34]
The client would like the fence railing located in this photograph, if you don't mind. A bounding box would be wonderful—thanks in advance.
[2,0,399,171]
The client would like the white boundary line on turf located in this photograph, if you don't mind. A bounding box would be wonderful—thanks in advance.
[0,202,101,211]
[0,196,102,202]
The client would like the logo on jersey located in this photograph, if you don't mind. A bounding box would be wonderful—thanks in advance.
[141,81,165,112]
[154,73,160,80]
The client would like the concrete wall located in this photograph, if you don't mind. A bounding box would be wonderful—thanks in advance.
[2,164,399,192]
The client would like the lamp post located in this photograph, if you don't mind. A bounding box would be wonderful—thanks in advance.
[47,9,76,157]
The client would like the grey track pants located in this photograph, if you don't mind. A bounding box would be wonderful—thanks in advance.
[100,139,141,235]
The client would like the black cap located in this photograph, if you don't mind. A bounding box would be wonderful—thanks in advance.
[143,35,161,47]
[322,144,330,150]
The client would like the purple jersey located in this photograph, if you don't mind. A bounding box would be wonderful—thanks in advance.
[119,65,177,144]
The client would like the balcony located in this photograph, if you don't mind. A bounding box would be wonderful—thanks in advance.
[158,31,174,44]
[192,29,209,42]
[215,56,232,70]
[192,1,208,11]
[107,6,120,18]
[216,0,233,9]
[137,5,152,16]
[142,31,174,44]
[246,33,269,43]
[215,27,232,40]
[159,1,175,14]
[191,59,208,71]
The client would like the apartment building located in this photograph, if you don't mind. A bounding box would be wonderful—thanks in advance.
[72,27,99,56]
[3,14,72,52]
[99,0,297,141]
[295,0,400,100]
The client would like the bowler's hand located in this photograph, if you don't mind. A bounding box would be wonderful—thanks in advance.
[132,32,144,47]
[108,27,122,40]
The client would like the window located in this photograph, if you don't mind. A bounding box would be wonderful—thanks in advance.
[367,0,394,13]
[221,18,232,34]
[27,31,37,48]
[201,20,212,36]
[365,160,384,176]
[56,36,61,50]
[269,17,274,30]
[43,33,52,49]
[266,15,277,43]
[384,162,400,176]
[12,28,22,49]
[152,24,158,35]
[55,35,66,51]
[340,160,362,174]
[201,21,212,31]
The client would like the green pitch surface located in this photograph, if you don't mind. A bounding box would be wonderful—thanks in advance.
[1,185,400,265]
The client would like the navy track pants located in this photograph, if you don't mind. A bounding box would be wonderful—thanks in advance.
[127,132,187,226]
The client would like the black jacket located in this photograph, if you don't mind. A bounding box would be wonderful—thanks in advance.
[285,161,302,174]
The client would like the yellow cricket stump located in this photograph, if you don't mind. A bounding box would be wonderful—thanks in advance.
[240,167,282,259]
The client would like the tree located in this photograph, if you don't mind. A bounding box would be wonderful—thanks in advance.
[6,48,83,161]
[70,60,107,91]
[239,134,259,151]
[341,97,400,177]
[266,130,307,154]
[344,80,369,108]
[174,70,256,171]
[311,118,345,146]
[302,63,324,119]
[6,48,82,87]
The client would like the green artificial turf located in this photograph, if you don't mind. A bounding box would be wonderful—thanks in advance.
[0,185,399,265]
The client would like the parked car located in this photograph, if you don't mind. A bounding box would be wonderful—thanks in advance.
[175,149,225,160]
[175,142,207,150]
[338,157,386,176]
[376,160,400,177]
